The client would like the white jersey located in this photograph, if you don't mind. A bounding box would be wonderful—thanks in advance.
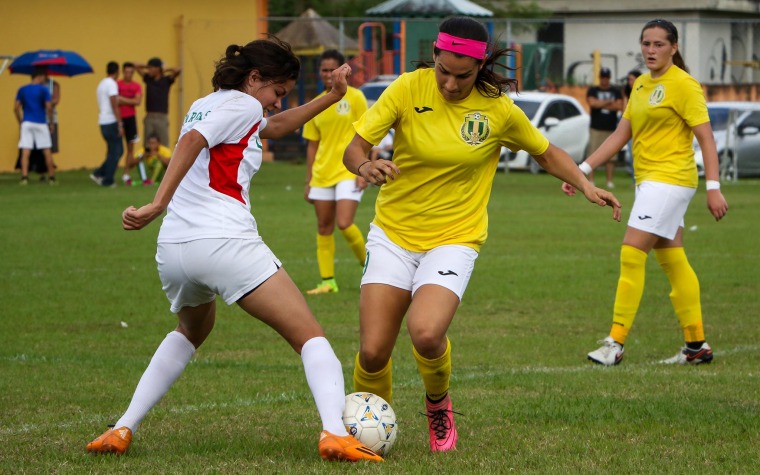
[96,77,119,125]
[157,89,268,243]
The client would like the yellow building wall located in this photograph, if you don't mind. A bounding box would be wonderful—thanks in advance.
[0,0,268,173]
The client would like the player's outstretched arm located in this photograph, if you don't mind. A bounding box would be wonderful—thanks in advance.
[562,119,631,197]
[535,143,622,221]
[261,64,351,139]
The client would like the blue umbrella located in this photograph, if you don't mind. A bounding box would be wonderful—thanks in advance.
[9,49,93,77]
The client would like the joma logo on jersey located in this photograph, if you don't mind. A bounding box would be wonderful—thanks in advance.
[460,112,490,145]
[649,84,665,105]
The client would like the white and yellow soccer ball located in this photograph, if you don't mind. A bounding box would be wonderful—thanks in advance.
[342,392,398,456]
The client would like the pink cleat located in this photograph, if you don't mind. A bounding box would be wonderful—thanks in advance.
[424,393,459,452]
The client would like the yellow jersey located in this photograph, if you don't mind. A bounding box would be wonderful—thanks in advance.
[303,86,367,187]
[623,65,709,188]
[136,144,172,166]
[354,68,548,252]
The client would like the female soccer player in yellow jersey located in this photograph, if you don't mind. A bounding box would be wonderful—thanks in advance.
[562,19,729,366]
[303,49,369,295]
[343,16,622,452]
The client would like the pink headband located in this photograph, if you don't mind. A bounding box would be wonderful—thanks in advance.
[435,32,488,60]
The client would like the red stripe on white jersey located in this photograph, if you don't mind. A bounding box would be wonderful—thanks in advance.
[208,122,260,204]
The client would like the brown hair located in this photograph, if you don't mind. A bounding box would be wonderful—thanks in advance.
[212,35,300,91]
[640,19,688,72]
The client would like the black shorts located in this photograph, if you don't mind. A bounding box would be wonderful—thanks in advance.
[123,116,139,144]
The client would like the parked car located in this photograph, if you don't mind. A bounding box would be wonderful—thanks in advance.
[499,91,590,173]
[694,102,760,178]
[359,75,398,107]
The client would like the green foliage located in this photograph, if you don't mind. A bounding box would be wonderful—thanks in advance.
[1,167,758,473]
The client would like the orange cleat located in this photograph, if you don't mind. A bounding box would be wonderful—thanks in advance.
[318,430,383,462]
[86,426,132,455]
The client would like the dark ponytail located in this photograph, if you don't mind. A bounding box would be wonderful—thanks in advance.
[211,35,300,91]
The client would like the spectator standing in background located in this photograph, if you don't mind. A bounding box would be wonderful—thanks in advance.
[45,70,61,173]
[135,57,181,148]
[90,61,123,188]
[118,62,144,185]
[586,67,624,189]
[622,69,642,179]
[15,66,56,185]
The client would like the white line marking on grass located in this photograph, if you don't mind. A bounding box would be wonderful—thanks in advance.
[2,346,757,437]
[0,392,305,438]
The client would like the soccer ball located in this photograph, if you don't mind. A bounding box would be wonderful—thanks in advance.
[343,392,398,456]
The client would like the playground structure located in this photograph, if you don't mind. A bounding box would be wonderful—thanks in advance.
[350,21,402,86]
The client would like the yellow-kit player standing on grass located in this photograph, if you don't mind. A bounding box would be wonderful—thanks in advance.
[563,19,729,366]
[344,16,621,453]
[303,50,369,295]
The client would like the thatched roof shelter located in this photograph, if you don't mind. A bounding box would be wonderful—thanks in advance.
[274,9,359,56]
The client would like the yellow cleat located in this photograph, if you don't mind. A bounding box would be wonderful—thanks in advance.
[306,278,339,295]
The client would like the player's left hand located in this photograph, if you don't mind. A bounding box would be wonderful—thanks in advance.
[355,175,368,191]
[327,64,351,98]
[707,189,728,221]
[561,182,576,196]
[581,186,622,221]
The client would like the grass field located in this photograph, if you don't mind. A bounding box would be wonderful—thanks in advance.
[1,165,758,474]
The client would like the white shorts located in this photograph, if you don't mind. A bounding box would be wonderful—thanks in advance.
[628,181,695,240]
[361,224,478,300]
[156,238,282,313]
[18,122,52,150]
[308,179,364,202]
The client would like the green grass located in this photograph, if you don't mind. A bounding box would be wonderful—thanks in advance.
[1,166,758,474]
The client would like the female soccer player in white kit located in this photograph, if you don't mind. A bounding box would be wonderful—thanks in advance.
[86,37,382,463]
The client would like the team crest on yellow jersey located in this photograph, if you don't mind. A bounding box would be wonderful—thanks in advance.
[460,112,490,145]
[336,99,350,115]
[649,84,665,106]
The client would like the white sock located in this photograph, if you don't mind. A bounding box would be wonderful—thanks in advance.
[115,331,196,432]
[301,336,348,435]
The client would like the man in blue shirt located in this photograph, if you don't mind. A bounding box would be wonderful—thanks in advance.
[15,66,56,184]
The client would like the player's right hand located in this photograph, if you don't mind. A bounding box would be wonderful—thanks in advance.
[359,159,400,186]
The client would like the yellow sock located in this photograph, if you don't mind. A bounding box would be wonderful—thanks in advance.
[610,245,648,345]
[655,247,705,342]
[353,353,393,403]
[340,224,366,266]
[413,337,451,401]
[316,233,335,280]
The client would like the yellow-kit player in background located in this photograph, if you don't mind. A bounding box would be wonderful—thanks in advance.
[564,19,729,366]
[303,50,369,295]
